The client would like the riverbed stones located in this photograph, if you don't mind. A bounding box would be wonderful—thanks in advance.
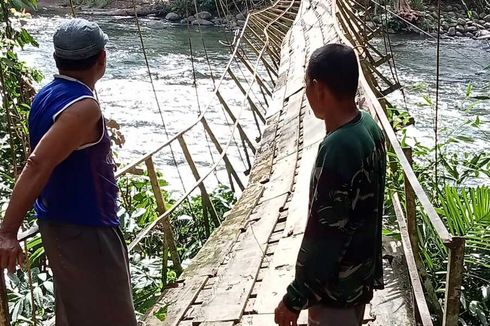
[465,32,474,38]
[466,25,478,33]
[485,22,490,29]
[166,12,181,21]
[192,18,213,26]
[456,25,465,33]
[196,11,212,19]
[448,26,456,36]
[236,13,246,20]
[477,29,490,38]
[456,31,464,37]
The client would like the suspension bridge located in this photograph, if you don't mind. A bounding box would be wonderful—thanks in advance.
[0,0,467,325]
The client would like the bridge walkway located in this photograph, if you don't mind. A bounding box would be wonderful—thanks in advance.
[142,0,413,324]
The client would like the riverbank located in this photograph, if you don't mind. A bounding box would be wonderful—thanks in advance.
[366,2,490,40]
[36,0,248,27]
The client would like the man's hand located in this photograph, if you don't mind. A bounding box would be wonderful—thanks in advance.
[0,231,24,273]
[274,300,299,326]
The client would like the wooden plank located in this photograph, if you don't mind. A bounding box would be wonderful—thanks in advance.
[282,145,318,237]
[192,195,288,323]
[249,113,280,184]
[253,234,303,314]
[144,276,208,326]
[238,313,308,326]
[392,192,434,326]
[180,184,264,279]
[261,153,297,201]
[301,108,324,148]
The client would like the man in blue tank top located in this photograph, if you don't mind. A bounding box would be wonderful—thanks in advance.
[0,19,137,325]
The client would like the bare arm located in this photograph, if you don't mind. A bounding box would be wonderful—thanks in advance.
[0,99,101,272]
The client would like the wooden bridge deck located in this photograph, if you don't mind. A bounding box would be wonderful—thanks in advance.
[142,0,414,325]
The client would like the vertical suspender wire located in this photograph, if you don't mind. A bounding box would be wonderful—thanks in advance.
[185,6,221,186]
[193,0,255,173]
[193,0,266,134]
[380,0,408,112]
[130,0,197,218]
[68,0,76,17]
[434,0,441,192]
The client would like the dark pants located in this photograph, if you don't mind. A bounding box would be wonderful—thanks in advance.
[39,221,137,326]
[308,304,366,326]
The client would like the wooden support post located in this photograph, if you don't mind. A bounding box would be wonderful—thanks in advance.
[216,90,257,154]
[403,147,422,324]
[200,117,245,191]
[443,237,465,326]
[227,69,267,125]
[403,147,418,262]
[145,157,183,275]
[242,37,278,78]
[177,135,220,231]
[236,50,273,97]
[245,29,281,68]
[0,272,10,326]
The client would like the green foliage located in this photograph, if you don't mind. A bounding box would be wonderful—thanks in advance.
[0,0,42,208]
[170,0,217,16]
[117,173,236,314]
[386,82,490,325]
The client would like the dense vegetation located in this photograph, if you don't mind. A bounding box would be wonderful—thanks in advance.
[386,83,490,325]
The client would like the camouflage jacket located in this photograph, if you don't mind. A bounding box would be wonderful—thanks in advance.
[283,111,387,312]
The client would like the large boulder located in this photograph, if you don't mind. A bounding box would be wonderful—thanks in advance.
[447,27,456,36]
[465,25,478,33]
[485,22,490,29]
[196,11,212,20]
[456,25,465,33]
[166,12,181,21]
[192,18,214,26]
[484,14,490,22]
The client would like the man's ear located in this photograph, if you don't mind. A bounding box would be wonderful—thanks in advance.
[98,50,107,66]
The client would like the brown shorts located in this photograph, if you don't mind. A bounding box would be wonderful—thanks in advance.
[308,304,366,326]
[39,220,137,326]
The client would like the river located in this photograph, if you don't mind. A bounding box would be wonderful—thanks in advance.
[20,16,490,189]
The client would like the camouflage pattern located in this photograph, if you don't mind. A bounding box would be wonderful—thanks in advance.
[283,111,386,312]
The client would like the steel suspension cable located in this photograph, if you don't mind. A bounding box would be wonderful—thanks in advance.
[130,0,197,216]
[434,0,442,192]
[185,5,221,185]
[191,0,263,171]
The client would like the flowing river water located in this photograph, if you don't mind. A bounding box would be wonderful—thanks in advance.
[20,16,490,189]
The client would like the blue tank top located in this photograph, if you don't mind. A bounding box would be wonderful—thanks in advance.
[29,75,119,227]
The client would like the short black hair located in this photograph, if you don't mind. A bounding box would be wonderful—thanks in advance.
[307,44,359,100]
[54,51,102,71]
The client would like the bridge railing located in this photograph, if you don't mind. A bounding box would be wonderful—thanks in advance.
[0,0,301,324]
[333,1,465,325]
